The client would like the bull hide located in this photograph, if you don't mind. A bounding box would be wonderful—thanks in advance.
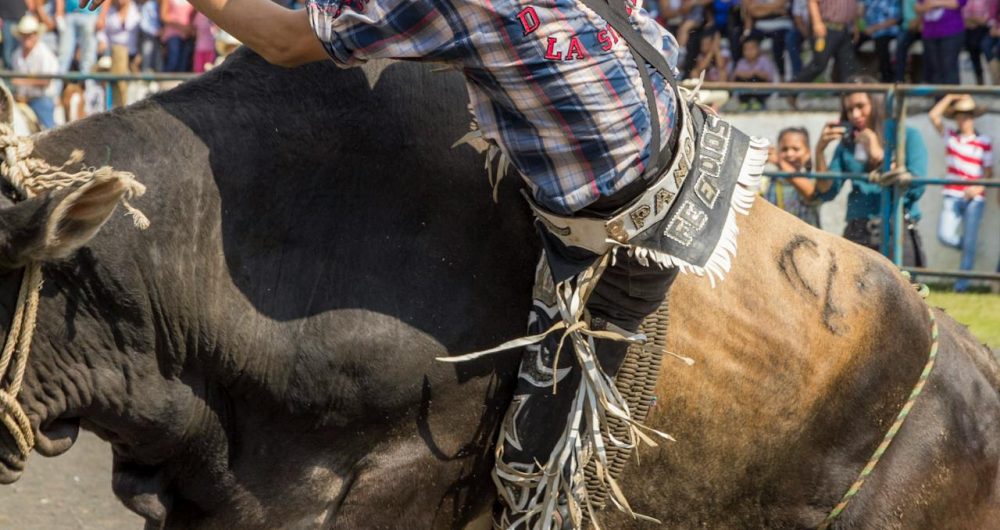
[0,50,997,530]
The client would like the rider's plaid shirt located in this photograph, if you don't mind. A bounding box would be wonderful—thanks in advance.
[307,0,679,214]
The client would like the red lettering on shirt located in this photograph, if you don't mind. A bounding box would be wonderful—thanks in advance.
[597,29,613,51]
[565,36,587,60]
[517,7,540,35]
[544,37,563,60]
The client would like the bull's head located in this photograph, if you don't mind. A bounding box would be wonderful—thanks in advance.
[0,162,135,483]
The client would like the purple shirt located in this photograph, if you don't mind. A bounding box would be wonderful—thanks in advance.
[919,0,968,38]
[732,56,777,81]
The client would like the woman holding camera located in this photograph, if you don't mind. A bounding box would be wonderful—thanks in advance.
[813,76,929,266]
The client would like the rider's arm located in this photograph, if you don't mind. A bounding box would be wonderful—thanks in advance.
[83,0,328,67]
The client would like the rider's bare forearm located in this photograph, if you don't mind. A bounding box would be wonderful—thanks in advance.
[82,0,328,67]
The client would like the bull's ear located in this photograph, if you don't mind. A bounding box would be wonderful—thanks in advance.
[0,173,129,267]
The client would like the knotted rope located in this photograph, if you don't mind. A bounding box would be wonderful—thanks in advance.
[0,122,148,466]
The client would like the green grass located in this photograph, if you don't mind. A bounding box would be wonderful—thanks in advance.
[926,290,1000,348]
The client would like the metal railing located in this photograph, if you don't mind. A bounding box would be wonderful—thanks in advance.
[0,72,994,282]
[702,81,1000,283]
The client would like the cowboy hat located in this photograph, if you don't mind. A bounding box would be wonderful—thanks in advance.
[944,96,987,119]
[13,15,42,39]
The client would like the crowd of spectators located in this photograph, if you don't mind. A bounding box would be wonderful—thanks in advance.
[652,0,1000,108]
[0,0,244,125]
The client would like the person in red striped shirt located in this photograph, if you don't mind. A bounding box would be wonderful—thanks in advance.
[930,94,993,292]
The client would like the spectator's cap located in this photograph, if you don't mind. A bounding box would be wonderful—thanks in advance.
[944,96,986,119]
[13,15,42,39]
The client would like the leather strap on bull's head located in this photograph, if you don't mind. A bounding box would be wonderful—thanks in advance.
[0,122,149,467]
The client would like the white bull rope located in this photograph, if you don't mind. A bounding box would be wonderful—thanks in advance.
[0,122,148,466]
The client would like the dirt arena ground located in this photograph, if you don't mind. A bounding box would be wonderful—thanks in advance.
[0,432,142,529]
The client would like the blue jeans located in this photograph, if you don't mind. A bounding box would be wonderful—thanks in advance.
[27,96,55,130]
[0,20,17,69]
[937,195,985,291]
[163,36,193,72]
[786,29,804,77]
[57,11,99,95]
[924,31,964,85]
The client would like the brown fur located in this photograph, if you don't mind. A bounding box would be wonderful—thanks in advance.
[601,201,1000,529]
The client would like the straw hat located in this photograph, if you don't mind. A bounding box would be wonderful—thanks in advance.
[944,96,987,119]
[13,15,42,39]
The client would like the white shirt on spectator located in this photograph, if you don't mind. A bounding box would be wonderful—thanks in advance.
[12,41,59,100]
[107,5,142,55]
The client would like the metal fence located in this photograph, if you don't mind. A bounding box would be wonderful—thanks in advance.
[0,72,995,282]
[703,81,1000,284]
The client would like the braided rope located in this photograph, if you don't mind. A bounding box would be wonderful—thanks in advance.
[585,294,670,507]
[0,121,147,466]
[818,306,940,530]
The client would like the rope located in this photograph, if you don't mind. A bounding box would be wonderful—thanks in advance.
[0,121,148,466]
[817,305,940,530]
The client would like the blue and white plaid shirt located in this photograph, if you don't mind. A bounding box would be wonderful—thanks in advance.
[863,0,900,38]
[307,0,680,214]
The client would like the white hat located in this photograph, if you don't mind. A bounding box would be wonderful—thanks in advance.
[13,15,41,38]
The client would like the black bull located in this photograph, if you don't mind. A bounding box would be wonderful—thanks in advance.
[0,51,998,529]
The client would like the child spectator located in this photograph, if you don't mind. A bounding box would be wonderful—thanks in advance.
[192,11,215,73]
[10,15,58,129]
[159,0,192,72]
[929,94,992,292]
[104,0,140,107]
[732,35,777,109]
[137,0,160,72]
[860,0,901,82]
[963,0,997,84]
[916,0,968,85]
[764,127,820,227]
[690,31,729,81]
[743,0,793,81]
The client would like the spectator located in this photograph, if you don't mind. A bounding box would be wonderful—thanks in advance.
[916,0,968,85]
[732,35,777,109]
[764,127,820,227]
[896,0,924,81]
[860,0,900,82]
[992,12,1000,83]
[690,31,729,81]
[658,0,685,34]
[0,0,30,69]
[10,15,58,129]
[792,0,860,90]
[55,0,99,80]
[679,0,714,75]
[159,0,192,72]
[929,94,992,292]
[191,11,214,73]
[814,76,928,266]
[136,0,160,72]
[743,0,793,81]
[788,0,810,77]
[963,0,996,84]
[103,0,139,107]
